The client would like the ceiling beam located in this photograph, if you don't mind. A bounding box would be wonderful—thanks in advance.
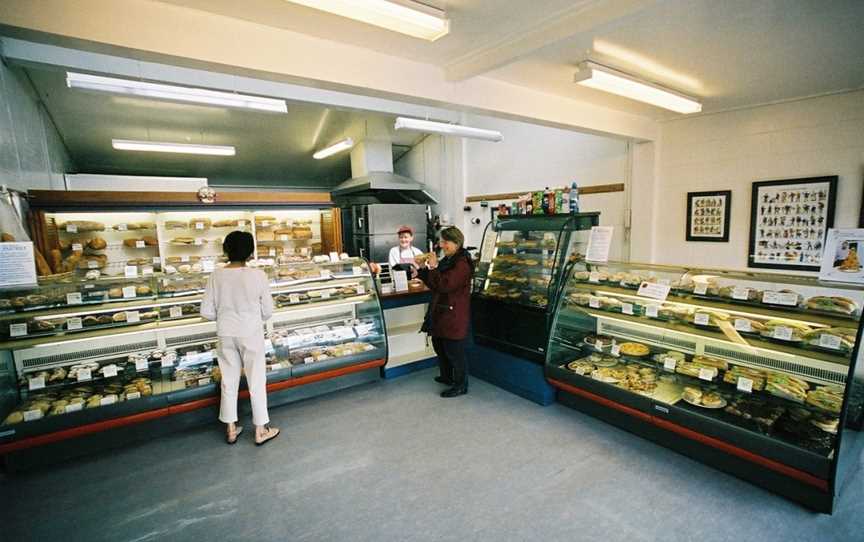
[444,0,657,82]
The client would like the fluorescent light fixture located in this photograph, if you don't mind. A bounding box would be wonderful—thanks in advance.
[313,138,354,159]
[284,0,449,41]
[394,117,503,142]
[67,72,288,113]
[112,139,236,156]
[574,61,702,114]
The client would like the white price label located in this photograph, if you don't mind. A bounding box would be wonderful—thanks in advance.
[637,282,671,302]
[100,396,116,406]
[126,391,141,400]
[126,311,141,324]
[135,359,149,371]
[270,363,283,371]
[66,292,83,305]
[67,317,83,331]
[589,296,601,309]
[10,323,27,337]
[23,409,43,421]
[117,223,128,231]
[279,235,288,241]
[611,343,621,356]
[66,224,78,233]
[320,270,332,279]
[77,368,92,382]
[102,365,118,378]
[161,357,174,368]
[169,306,183,318]
[353,266,362,276]
[732,287,750,300]
[694,313,710,326]
[268,248,276,257]
[65,403,83,413]
[152,256,161,264]
[663,358,677,371]
[773,326,794,341]
[28,376,45,391]
[646,305,659,318]
[238,220,246,228]
[329,252,340,263]
[125,266,138,278]
[588,271,601,283]
[304,356,315,364]
[261,221,270,228]
[321,291,331,300]
[202,260,215,272]
[289,293,300,304]
[84,283,95,289]
[698,367,716,381]
[198,377,212,386]
[88,260,99,269]
[357,285,366,295]
[621,303,634,315]
[194,238,203,246]
[181,255,190,263]
[142,265,154,276]
[734,319,752,332]
[72,243,83,252]
[195,222,205,230]
[122,285,137,298]
[135,240,145,249]
[819,334,842,350]
[737,377,754,393]
[762,291,799,306]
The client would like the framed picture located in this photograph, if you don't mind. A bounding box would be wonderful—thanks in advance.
[686,190,731,242]
[748,176,837,271]
[819,228,864,284]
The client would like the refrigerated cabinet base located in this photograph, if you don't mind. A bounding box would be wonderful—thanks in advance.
[0,360,383,472]
[549,376,863,514]
[470,345,555,406]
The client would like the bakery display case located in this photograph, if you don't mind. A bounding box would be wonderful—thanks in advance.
[0,257,385,454]
[545,260,864,512]
[472,213,599,361]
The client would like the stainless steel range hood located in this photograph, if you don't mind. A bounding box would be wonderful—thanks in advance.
[331,140,438,205]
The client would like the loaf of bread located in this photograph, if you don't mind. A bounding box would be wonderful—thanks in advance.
[34,249,53,276]
[143,236,158,246]
[62,253,82,273]
[88,237,107,250]
[48,248,63,274]
[123,238,140,248]
[1,232,15,242]
[164,220,187,230]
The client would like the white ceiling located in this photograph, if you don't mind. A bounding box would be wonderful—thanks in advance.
[25,67,423,186]
[158,0,864,120]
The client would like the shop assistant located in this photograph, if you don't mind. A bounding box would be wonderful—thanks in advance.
[389,225,424,277]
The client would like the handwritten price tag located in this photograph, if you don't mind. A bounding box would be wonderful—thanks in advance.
[663,358,677,372]
[67,292,83,305]
[102,365,118,378]
[135,240,145,249]
[694,282,708,295]
[646,305,659,318]
[737,377,754,393]
[125,266,138,279]
[732,287,750,300]
[169,306,183,318]
[621,303,633,315]
[589,296,601,309]
[135,359,149,371]
[122,285,137,298]
[77,368,92,382]
[773,326,793,341]
[67,317,83,331]
[694,313,710,326]
[734,319,752,332]
[66,224,78,233]
[820,334,842,350]
[28,376,45,391]
[698,367,715,381]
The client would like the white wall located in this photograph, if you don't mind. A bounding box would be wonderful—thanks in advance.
[651,90,864,271]
[0,61,74,191]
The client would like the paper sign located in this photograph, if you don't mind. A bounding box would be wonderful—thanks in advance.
[280,235,289,241]
[72,243,83,252]
[65,403,83,413]
[820,334,842,350]
[270,363,283,371]
[762,291,799,306]
[10,323,27,337]
[329,252,340,263]
[611,343,621,356]
[161,358,174,368]
[269,248,277,257]
[122,285,137,299]
[102,365,118,378]
[621,303,634,315]
[135,359,149,371]
[737,377,754,393]
[100,396,116,406]
[589,271,601,283]
[125,266,138,278]
[304,356,315,364]
[734,319,752,332]
[357,285,366,295]
[320,269,332,279]
[480,233,498,264]
[393,270,409,292]
[202,260,215,272]
[663,358,677,371]
[125,311,141,324]
[773,326,793,341]
[585,226,614,263]
[181,255,190,263]
[732,287,750,300]
[153,257,162,264]
[23,409,42,421]
[693,282,709,295]
[194,238,203,246]
[135,240,145,249]
[698,367,716,381]
[117,224,128,231]
[0,242,38,288]
[169,306,183,318]
[589,296,601,309]
[195,222,205,230]
[66,224,78,233]
[637,282,671,302]
[142,266,154,276]
[77,368,92,382]
[321,291,331,300]
[67,292,83,305]
[67,317,83,331]
[126,391,141,400]
[694,313,710,326]
[198,377,212,386]
[88,260,98,269]
[819,229,864,284]
[261,221,270,228]
[353,266,362,276]
[645,305,659,318]
[28,376,45,391]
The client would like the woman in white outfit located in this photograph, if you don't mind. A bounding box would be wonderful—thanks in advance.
[201,231,280,446]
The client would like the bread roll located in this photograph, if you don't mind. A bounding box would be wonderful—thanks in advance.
[63,253,83,272]
[88,237,107,250]
[136,285,151,296]
[143,236,158,246]
[35,249,53,276]
[123,238,140,248]
[164,220,187,230]
[1,232,15,242]
[108,288,123,299]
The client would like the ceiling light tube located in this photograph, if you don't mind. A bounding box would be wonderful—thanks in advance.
[574,61,702,114]
[112,139,236,156]
[284,0,449,41]
[68,72,288,113]
[313,137,355,159]
[394,117,503,142]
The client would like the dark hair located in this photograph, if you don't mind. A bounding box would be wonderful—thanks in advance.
[223,231,254,262]
[440,226,464,248]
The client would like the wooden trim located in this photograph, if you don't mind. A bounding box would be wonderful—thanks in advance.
[548,378,829,492]
[465,183,624,203]
[0,359,384,455]
[28,190,333,209]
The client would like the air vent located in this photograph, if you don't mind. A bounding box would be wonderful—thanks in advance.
[601,322,697,351]
[705,345,847,385]
[21,339,158,370]
[166,332,216,347]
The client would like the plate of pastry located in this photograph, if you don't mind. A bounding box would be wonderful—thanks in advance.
[681,387,727,409]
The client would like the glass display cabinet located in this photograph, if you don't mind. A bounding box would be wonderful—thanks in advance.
[472,213,599,361]
[545,260,864,513]
[0,258,385,453]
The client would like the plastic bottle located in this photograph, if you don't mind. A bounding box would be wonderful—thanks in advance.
[561,189,570,215]
[526,196,533,215]
[541,187,550,215]
[569,181,580,214]
[555,189,563,215]
[533,191,543,215]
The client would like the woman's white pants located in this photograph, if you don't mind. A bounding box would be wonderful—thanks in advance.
[217,333,270,426]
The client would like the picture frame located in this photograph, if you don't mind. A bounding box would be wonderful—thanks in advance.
[748,176,837,271]
[686,190,731,242]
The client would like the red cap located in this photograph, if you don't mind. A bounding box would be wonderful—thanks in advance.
[397,225,414,235]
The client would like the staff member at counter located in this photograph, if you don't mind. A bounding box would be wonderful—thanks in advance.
[417,226,474,398]
[389,225,424,278]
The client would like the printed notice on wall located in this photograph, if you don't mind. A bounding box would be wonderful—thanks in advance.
[585,226,614,263]
[480,232,498,263]
[0,242,37,289]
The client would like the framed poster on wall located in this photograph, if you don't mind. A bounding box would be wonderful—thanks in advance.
[686,190,731,242]
[748,176,837,271]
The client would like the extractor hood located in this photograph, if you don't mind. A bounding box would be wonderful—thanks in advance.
[331,140,438,204]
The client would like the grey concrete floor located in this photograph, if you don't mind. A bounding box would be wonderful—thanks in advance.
[1,368,862,542]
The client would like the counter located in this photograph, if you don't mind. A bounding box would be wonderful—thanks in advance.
[378,286,436,378]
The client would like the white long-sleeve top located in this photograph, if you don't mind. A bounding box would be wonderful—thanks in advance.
[388,245,423,268]
[200,267,274,338]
